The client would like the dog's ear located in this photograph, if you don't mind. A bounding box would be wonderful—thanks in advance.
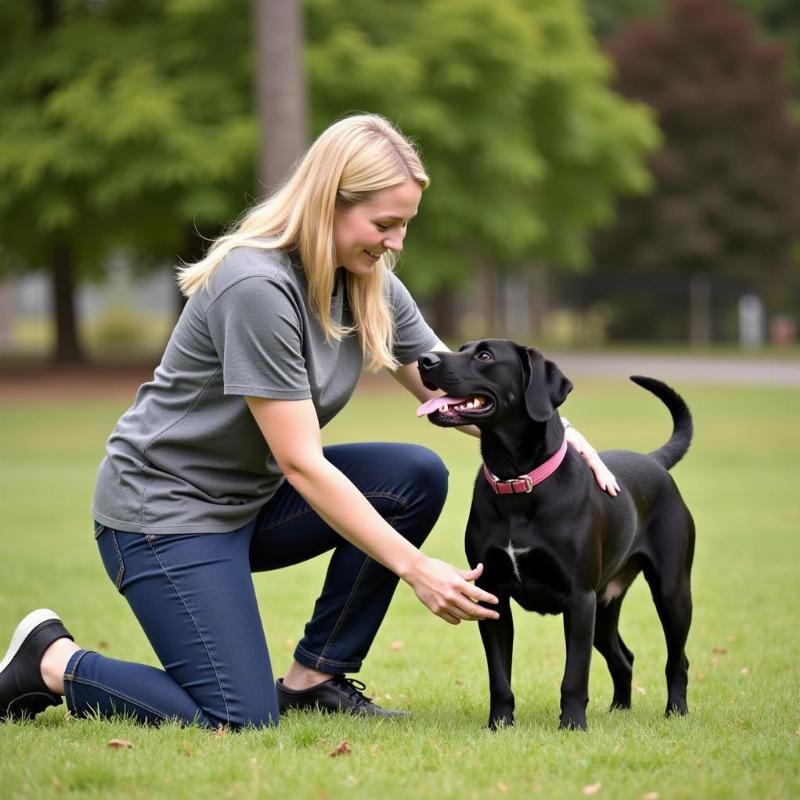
[522,348,573,422]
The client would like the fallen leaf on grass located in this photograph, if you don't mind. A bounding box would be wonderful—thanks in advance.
[214,724,229,737]
[712,646,727,654]
[497,781,508,793]
[642,793,660,800]
[97,641,109,650]
[583,783,602,796]
[107,739,134,750]
[316,789,331,800]
[328,740,351,757]
[740,667,749,676]
[635,686,647,695]
[182,740,192,756]
[390,640,404,651]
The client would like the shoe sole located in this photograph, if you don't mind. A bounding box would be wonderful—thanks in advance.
[0,609,62,675]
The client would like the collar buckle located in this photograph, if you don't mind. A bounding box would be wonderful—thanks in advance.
[515,475,534,493]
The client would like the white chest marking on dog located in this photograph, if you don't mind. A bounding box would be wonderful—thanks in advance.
[504,541,532,581]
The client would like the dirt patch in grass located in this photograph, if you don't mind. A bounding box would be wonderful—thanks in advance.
[0,361,159,403]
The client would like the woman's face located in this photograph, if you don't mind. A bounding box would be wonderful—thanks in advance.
[332,180,422,276]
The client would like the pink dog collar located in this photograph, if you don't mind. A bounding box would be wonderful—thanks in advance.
[483,438,568,495]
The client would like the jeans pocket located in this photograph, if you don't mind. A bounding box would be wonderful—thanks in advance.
[96,526,126,591]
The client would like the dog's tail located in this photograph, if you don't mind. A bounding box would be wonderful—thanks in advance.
[630,376,693,470]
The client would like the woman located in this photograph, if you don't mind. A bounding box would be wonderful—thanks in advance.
[0,114,617,728]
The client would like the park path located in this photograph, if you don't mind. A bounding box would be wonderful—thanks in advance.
[546,352,800,387]
[0,352,798,403]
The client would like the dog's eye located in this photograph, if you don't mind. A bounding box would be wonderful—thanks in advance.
[476,351,493,362]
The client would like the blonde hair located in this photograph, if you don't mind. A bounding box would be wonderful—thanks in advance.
[177,113,429,371]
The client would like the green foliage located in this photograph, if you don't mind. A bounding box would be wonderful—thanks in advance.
[0,0,255,277]
[0,0,656,303]
[582,0,662,40]
[307,0,659,294]
[594,0,800,283]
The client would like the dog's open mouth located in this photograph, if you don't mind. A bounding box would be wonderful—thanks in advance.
[416,394,495,424]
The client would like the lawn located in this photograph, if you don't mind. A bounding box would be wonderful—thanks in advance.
[0,375,798,799]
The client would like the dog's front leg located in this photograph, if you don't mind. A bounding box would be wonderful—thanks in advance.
[477,593,514,730]
[559,590,597,731]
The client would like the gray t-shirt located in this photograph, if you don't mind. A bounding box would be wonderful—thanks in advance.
[92,246,438,535]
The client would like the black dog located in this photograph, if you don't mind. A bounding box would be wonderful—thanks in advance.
[417,340,695,731]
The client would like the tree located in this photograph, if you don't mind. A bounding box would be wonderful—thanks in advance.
[583,0,800,95]
[582,0,660,40]
[593,0,800,342]
[306,0,658,335]
[254,0,307,192]
[0,1,256,362]
[736,0,800,92]
[0,0,659,354]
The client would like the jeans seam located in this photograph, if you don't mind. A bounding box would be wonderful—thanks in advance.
[294,644,360,670]
[145,535,232,725]
[312,497,405,670]
[110,530,126,590]
[316,555,373,669]
[65,676,172,721]
[63,649,91,716]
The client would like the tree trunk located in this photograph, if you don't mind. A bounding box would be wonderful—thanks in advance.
[527,263,550,341]
[51,243,85,364]
[430,286,459,340]
[480,262,504,337]
[0,281,14,349]
[689,273,711,346]
[254,0,307,194]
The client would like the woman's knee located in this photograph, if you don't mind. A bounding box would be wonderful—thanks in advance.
[404,444,449,504]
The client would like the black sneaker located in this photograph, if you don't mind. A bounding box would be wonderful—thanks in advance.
[276,676,409,718]
[0,609,73,722]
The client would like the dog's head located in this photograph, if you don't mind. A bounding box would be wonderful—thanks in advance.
[416,339,572,428]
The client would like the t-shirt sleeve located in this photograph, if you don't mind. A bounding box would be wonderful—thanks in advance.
[205,276,311,399]
[386,272,440,365]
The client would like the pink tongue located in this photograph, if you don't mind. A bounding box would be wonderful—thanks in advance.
[416,395,467,418]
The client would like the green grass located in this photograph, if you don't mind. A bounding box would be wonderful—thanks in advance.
[1,379,799,799]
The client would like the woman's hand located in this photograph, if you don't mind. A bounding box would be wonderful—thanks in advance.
[404,559,501,625]
[564,426,620,496]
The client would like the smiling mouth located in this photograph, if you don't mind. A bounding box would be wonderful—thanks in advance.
[364,249,382,260]
[416,394,495,425]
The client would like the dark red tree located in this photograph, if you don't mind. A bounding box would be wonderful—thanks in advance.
[593,0,800,341]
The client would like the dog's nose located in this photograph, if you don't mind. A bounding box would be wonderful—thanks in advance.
[418,352,442,371]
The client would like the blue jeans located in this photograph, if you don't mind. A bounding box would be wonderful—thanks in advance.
[63,443,448,729]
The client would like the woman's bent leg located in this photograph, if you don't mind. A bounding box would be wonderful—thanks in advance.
[65,523,278,728]
[250,443,448,674]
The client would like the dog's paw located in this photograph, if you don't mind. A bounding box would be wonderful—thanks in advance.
[665,700,688,717]
[558,713,588,731]
[488,712,514,731]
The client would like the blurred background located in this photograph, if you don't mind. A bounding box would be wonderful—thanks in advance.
[0,0,798,369]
